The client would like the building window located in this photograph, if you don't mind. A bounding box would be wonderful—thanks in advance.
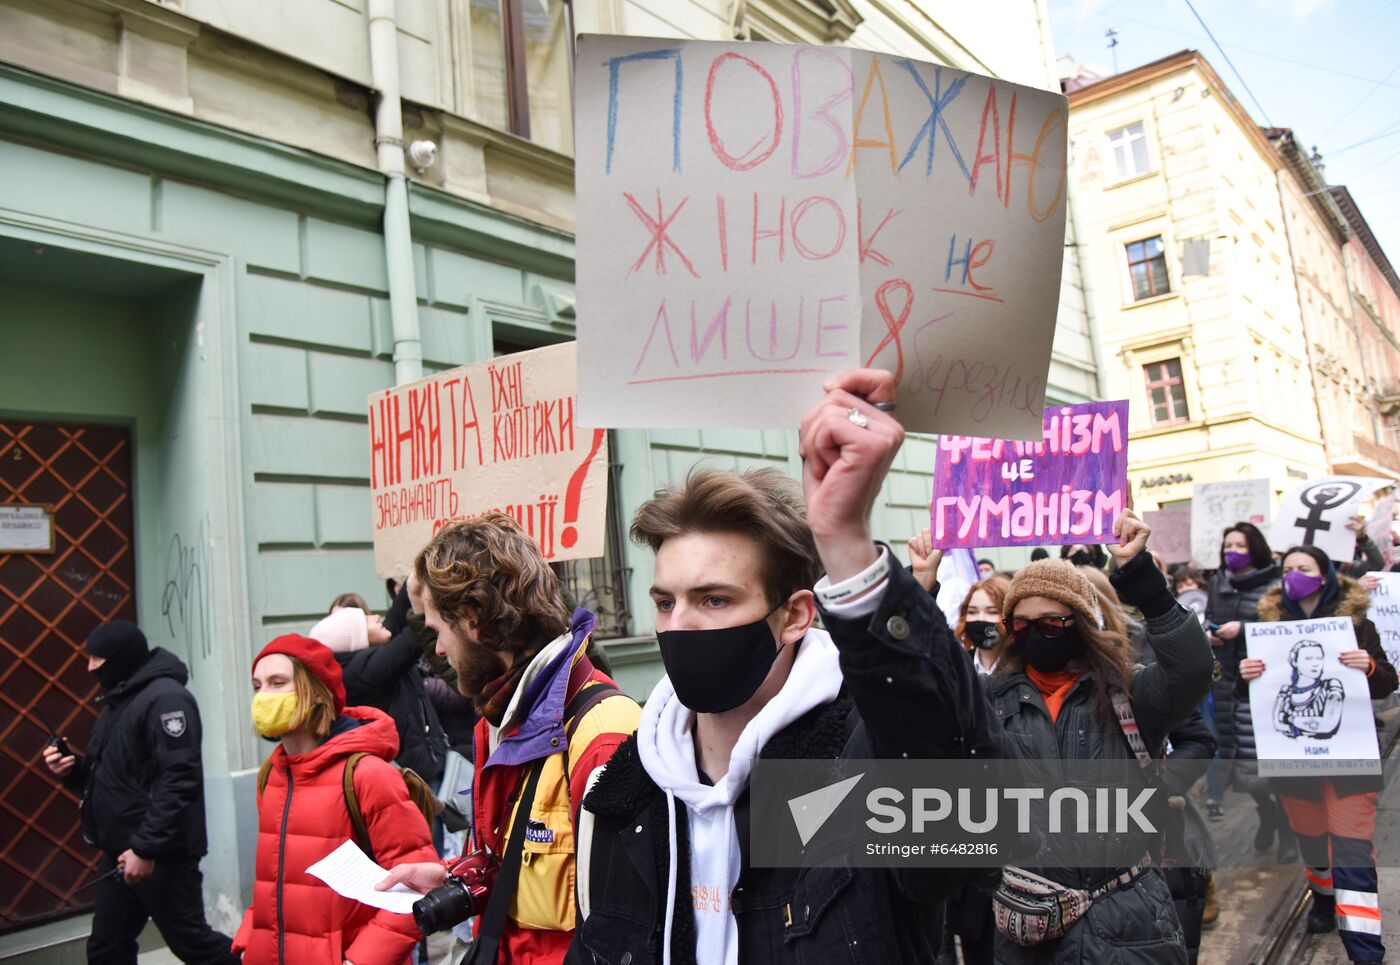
[463,0,574,156]
[1107,122,1150,180]
[1126,236,1170,300]
[1144,358,1190,425]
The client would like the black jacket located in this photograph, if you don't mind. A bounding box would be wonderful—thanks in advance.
[1205,564,1279,790]
[63,648,209,859]
[567,557,1004,965]
[335,621,448,785]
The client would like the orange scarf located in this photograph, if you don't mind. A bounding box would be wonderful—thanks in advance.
[1026,666,1082,722]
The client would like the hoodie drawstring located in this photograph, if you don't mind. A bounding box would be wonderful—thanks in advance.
[663,787,678,965]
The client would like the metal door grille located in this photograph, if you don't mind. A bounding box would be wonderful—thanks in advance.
[0,421,136,930]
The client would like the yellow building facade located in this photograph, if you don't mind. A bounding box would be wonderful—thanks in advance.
[1066,51,1332,513]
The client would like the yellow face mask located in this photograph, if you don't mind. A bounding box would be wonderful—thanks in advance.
[251,691,299,738]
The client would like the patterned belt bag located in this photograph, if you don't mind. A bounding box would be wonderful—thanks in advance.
[993,857,1152,947]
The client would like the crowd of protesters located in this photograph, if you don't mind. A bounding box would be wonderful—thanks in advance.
[39,368,1400,965]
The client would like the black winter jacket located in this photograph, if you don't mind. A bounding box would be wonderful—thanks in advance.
[567,557,1005,965]
[63,648,210,859]
[335,623,448,785]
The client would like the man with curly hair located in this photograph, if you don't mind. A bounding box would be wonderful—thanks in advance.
[379,513,640,965]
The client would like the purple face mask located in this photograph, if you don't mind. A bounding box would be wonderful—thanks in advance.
[1224,551,1252,572]
[1283,571,1326,602]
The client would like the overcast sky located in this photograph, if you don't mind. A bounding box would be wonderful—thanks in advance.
[1047,0,1400,278]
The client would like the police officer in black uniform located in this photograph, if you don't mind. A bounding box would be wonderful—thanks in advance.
[41,620,236,964]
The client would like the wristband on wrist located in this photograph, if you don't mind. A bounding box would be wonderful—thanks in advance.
[816,547,890,606]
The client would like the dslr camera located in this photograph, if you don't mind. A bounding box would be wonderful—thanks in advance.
[412,851,499,934]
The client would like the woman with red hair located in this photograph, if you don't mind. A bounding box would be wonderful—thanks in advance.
[957,577,1011,677]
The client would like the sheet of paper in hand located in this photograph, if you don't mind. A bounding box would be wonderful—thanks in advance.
[574,35,1068,439]
[367,342,608,578]
[1246,617,1380,778]
[306,840,421,915]
[1270,476,1386,564]
[929,400,1128,549]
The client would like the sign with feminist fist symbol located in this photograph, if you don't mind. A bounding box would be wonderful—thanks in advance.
[574,35,1069,439]
[1271,476,1385,563]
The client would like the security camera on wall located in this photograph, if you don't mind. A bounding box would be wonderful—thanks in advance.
[407,140,437,173]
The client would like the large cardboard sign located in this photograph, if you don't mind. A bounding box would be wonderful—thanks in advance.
[1189,479,1271,570]
[929,401,1128,549]
[367,343,608,578]
[1247,617,1381,776]
[575,35,1068,439]
[1270,476,1387,563]
[1370,573,1400,672]
[1144,507,1192,565]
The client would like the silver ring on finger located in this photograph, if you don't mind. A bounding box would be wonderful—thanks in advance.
[847,407,870,429]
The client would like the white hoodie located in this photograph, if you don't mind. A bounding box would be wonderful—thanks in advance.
[636,628,844,965]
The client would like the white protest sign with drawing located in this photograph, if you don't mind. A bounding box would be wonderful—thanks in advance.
[574,35,1068,439]
[1270,476,1387,563]
[1190,479,1271,569]
[366,343,608,578]
[1370,573,1400,672]
[1247,617,1381,777]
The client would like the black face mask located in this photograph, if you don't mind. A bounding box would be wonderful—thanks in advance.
[964,620,1000,650]
[1068,551,1095,568]
[1021,626,1085,673]
[657,613,783,713]
[91,650,149,691]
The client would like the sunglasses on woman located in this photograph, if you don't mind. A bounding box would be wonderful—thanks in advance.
[1005,615,1075,642]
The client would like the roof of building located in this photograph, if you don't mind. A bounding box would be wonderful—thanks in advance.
[1263,127,1350,247]
[1330,185,1400,304]
[1064,49,1280,173]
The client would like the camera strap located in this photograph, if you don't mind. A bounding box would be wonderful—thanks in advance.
[466,760,545,965]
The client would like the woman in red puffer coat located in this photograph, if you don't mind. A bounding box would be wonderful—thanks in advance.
[233,634,437,965]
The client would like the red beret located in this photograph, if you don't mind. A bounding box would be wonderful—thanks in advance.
[253,634,346,714]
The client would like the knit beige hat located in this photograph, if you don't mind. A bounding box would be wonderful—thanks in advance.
[309,607,370,653]
[1002,559,1102,628]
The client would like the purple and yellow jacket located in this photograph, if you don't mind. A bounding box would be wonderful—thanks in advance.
[468,609,640,965]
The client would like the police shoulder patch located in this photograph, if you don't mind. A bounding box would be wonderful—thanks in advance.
[160,710,187,738]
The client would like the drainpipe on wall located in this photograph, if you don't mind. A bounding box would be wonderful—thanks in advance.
[368,0,423,385]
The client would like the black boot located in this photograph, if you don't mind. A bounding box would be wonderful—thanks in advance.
[1306,893,1336,933]
[1254,802,1277,852]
